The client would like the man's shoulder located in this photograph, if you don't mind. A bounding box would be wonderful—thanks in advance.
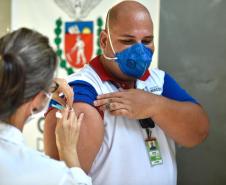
[136,68,166,94]
[66,65,101,85]
[64,64,105,96]
[146,68,166,85]
[149,67,165,77]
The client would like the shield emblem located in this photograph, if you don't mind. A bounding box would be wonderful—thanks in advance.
[65,21,93,68]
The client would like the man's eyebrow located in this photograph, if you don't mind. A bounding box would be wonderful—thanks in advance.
[143,35,154,39]
[118,35,154,39]
[119,34,135,38]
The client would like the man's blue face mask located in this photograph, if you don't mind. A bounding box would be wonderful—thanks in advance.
[102,14,153,79]
[116,43,153,78]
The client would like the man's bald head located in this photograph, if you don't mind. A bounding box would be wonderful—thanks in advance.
[106,1,152,30]
[100,1,155,81]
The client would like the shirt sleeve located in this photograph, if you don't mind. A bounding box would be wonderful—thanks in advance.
[19,145,92,185]
[69,80,98,105]
[162,73,198,104]
[59,167,92,185]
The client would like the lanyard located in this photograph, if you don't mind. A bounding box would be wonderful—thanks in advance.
[145,127,152,139]
[139,118,155,129]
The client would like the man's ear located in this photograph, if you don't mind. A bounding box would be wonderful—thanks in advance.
[100,30,108,51]
[151,41,155,54]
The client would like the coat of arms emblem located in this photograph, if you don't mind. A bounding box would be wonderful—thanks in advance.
[54,0,103,71]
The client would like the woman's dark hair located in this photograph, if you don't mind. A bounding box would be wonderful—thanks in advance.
[0,28,57,120]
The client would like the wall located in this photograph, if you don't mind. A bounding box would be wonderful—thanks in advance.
[0,0,11,37]
[159,0,226,184]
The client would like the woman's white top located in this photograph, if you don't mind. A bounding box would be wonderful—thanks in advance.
[0,121,92,185]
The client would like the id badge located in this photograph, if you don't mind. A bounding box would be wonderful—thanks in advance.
[145,137,163,166]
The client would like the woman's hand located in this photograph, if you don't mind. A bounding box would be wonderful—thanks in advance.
[52,78,74,107]
[55,106,84,168]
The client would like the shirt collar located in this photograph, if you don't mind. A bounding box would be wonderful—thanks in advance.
[89,56,150,88]
[0,121,25,145]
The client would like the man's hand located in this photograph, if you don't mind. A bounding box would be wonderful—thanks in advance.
[93,89,156,119]
[94,88,209,147]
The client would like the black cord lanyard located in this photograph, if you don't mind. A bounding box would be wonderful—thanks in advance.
[139,118,155,129]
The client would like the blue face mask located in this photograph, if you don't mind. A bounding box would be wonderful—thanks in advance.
[115,43,153,78]
[103,42,153,79]
[102,15,153,79]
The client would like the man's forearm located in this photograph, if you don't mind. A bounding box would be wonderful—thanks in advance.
[150,96,209,147]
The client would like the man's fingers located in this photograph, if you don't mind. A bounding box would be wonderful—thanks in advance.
[97,91,126,100]
[97,105,106,111]
[98,102,130,113]
[109,102,130,112]
[94,97,125,107]
[93,99,108,107]
[110,109,129,117]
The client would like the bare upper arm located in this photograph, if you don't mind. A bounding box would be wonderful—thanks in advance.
[74,102,104,173]
[44,103,104,173]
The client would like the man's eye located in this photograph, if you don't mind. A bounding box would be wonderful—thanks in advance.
[120,40,134,45]
[142,40,153,45]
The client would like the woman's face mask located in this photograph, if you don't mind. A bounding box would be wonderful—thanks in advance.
[25,92,51,124]
[34,92,52,114]
[102,14,153,79]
